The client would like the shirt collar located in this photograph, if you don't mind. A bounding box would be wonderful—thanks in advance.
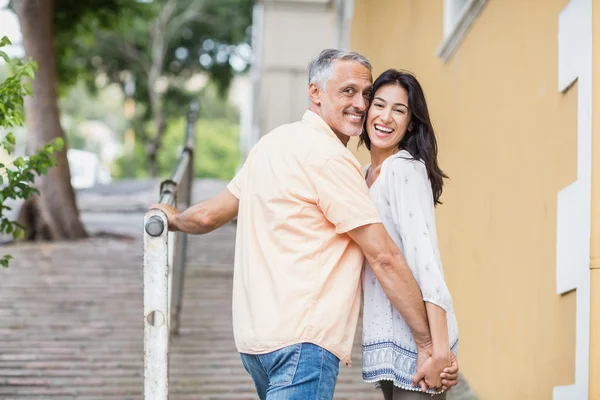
[302,110,341,142]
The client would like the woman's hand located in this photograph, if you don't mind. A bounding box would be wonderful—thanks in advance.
[413,348,456,392]
[425,352,451,389]
[441,354,459,391]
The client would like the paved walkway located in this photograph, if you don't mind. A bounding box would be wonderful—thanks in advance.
[0,180,379,399]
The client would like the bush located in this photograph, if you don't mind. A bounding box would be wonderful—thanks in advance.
[0,36,62,267]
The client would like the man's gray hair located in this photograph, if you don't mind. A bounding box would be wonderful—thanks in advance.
[308,48,372,89]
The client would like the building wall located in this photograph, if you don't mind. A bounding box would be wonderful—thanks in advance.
[243,0,342,160]
[589,0,600,398]
[349,1,580,398]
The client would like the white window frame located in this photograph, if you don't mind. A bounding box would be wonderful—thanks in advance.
[436,0,488,62]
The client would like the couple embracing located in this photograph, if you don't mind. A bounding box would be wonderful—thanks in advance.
[152,48,459,400]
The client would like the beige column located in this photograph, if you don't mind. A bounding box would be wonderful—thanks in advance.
[242,0,353,160]
[589,0,600,398]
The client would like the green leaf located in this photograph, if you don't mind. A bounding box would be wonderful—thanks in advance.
[0,254,12,268]
[13,157,25,168]
[12,226,24,240]
[5,132,15,145]
[24,63,36,79]
[52,138,65,152]
[2,142,14,154]
[0,36,11,47]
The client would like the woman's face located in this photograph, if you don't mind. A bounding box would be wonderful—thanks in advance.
[366,83,411,151]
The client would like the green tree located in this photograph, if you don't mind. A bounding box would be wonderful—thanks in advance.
[11,0,111,240]
[55,0,254,176]
[7,0,252,239]
[0,36,63,263]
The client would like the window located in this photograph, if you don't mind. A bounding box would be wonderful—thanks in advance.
[437,0,488,61]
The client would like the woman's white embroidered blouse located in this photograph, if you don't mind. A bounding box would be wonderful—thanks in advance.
[362,150,459,393]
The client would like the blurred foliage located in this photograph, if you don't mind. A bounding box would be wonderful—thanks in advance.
[113,118,240,180]
[52,0,152,92]
[51,0,253,121]
[60,82,127,133]
[59,80,127,152]
[59,77,241,180]
[113,81,240,179]
[46,0,254,174]
[162,118,240,180]
[0,36,62,266]
[193,83,240,122]
[0,63,9,82]
[6,0,251,177]
[52,0,254,97]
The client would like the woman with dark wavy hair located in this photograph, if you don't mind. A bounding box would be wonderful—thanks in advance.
[359,69,459,400]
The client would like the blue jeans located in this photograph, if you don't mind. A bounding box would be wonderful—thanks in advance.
[240,343,340,400]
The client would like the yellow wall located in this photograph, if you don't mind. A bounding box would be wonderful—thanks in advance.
[350,1,578,398]
[589,0,600,398]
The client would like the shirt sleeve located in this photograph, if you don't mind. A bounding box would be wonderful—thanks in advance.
[314,151,381,233]
[227,160,248,199]
[384,156,452,312]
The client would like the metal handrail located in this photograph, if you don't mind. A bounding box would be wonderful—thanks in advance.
[142,101,198,400]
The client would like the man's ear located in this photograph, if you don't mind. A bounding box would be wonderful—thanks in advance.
[308,82,321,106]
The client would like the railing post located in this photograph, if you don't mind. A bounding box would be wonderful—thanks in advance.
[169,203,186,335]
[143,210,170,400]
[169,102,198,336]
[167,228,178,332]
[143,101,198,398]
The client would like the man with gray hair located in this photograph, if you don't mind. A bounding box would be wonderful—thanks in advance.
[151,49,458,399]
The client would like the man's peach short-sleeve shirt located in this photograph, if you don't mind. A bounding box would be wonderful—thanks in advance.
[227,110,381,364]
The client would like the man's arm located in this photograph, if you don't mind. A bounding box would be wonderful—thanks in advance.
[149,188,239,234]
[346,222,432,349]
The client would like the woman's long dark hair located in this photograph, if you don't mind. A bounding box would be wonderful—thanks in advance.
[359,69,448,205]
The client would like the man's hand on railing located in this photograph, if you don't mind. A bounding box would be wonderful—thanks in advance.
[149,204,182,231]
[149,189,239,235]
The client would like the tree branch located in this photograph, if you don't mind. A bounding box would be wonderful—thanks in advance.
[95,31,146,66]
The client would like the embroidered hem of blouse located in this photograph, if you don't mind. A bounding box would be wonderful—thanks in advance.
[362,340,459,394]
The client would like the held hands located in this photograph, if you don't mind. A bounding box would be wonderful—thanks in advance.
[441,354,459,391]
[412,348,459,393]
[148,204,181,231]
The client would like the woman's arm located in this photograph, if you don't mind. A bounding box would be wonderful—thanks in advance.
[384,156,454,389]
[424,303,450,388]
